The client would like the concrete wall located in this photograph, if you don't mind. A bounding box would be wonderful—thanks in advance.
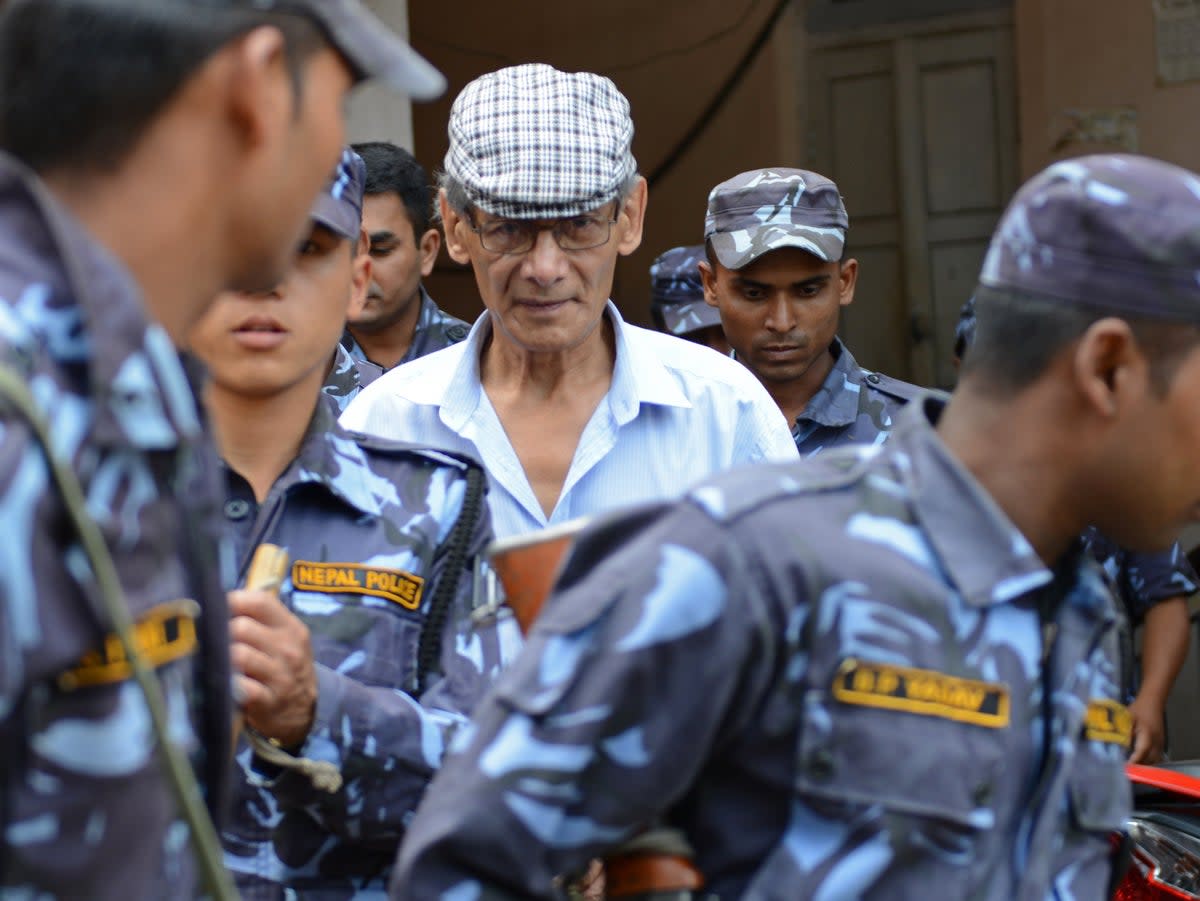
[1014,0,1200,178]
[405,1,803,327]
[345,0,414,150]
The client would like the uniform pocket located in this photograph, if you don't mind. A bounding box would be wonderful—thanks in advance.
[292,589,424,691]
[794,659,1008,832]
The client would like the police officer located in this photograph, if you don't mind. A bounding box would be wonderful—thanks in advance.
[342,141,470,370]
[0,2,444,898]
[701,168,920,455]
[391,153,1200,899]
[189,149,495,898]
[648,245,731,355]
[955,296,1197,763]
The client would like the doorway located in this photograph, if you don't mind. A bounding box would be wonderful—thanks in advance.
[805,4,1018,388]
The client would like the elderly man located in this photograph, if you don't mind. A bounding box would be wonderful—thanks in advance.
[392,154,1200,899]
[648,244,730,354]
[342,64,796,539]
[0,1,443,898]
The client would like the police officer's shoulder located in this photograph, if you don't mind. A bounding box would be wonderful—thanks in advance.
[687,448,876,525]
[344,429,483,473]
[860,368,926,405]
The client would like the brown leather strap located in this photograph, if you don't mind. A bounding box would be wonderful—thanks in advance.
[604,853,705,897]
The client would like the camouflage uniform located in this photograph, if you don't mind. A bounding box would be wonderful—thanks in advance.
[704,168,921,456]
[0,154,232,898]
[322,343,384,414]
[220,397,497,900]
[791,337,921,455]
[342,287,470,371]
[648,245,722,338]
[390,398,1130,900]
[1084,527,1199,623]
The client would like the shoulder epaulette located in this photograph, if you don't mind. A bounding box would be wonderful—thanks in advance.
[861,370,925,404]
[342,431,483,472]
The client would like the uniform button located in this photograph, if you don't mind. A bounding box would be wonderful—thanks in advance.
[807,749,835,782]
[972,782,993,806]
[224,499,252,521]
[866,373,881,384]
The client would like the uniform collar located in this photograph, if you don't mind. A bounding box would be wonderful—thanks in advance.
[277,398,397,518]
[796,337,862,429]
[0,154,201,451]
[436,300,692,433]
[891,396,1056,608]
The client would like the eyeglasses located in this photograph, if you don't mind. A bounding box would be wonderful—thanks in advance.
[469,208,619,255]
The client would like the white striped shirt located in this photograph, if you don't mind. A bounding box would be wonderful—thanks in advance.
[340,302,798,539]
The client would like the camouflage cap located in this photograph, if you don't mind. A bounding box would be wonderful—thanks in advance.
[704,168,848,271]
[176,0,446,99]
[444,63,638,219]
[979,154,1200,321]
[649,245,722,336]
[311,148,366,241]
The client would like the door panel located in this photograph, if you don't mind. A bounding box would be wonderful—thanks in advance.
[807,13,1017,388]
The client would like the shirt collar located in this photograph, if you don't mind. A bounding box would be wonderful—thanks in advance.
[892,395,1056,608]
[280,398,395,517]
[401,287,438,364]
[437,301,692,431]
[0,154,201,450]
[796,337,862,429]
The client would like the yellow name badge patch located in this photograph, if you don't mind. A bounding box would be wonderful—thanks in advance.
[832,658,1011,729]
[1085,699,1133,745]
[59,601,198,691]
[291,561,424,611]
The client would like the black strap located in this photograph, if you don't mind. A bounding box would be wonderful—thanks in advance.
[416,465,486,695]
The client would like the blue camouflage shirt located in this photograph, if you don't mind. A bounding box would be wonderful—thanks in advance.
[219,397,498,900]
[792,337,921,455]
[322,342,384,414]
[392,396,1130,901]
[0,153,233,899]
[342,287,470,371]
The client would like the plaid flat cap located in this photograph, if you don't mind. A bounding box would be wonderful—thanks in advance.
[96,0,446,99]
[979,154,1200,321]
[650,245,722,336]
[445,63,638,219]
[705,168,848,270]
[311,148,366,240]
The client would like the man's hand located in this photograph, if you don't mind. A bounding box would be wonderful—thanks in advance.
[230,588,317,749]
[1127,596,1191,764]
[1127,692,1166,764]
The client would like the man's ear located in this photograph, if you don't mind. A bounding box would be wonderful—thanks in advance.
[615,177,649,256]
[699,260,720,308]
[347,226,371,320]
[220,26,292,153]
[837,258,859,308]
[438,191,473,265]
[419,228,441,278]
[1073,317,1146,419]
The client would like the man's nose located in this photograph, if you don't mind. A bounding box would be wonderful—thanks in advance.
[521,228,569,285]
[764,296,796,332]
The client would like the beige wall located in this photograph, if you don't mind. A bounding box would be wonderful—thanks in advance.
[1015,0,1200,178]
[406,2,801,327]
[345,0,414,150]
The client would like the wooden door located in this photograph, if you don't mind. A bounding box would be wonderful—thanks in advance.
[807,12,1018,388]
